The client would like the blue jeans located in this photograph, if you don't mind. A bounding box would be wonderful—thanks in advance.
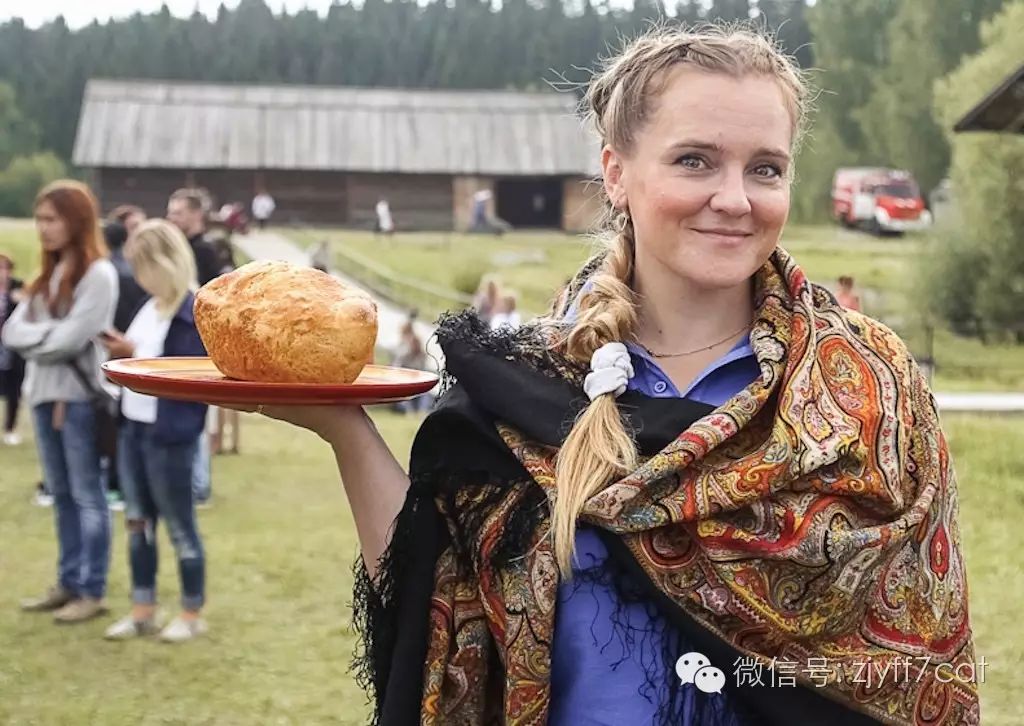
[118,420,205,611]
[192,425,211,502]
[32,402,111,599]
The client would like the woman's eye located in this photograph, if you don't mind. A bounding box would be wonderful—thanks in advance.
[753,164,783,179]
[676,155,707,170]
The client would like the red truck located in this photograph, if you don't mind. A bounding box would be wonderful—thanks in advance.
[831,168,932,234]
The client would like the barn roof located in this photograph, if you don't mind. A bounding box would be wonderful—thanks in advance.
[72,79,600,176]
[954,62,1024,134]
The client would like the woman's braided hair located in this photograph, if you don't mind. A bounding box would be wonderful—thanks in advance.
[551,24,809,578]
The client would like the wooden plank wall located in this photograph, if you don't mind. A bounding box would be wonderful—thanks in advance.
[346,173,453,231]
[96,168,193,217]
[95,168,465,229]
[264,170,349,226]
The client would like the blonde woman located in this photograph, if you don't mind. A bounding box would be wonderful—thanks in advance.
[239,26,976,725]
[470,273,501,323]
[99,219,210,643]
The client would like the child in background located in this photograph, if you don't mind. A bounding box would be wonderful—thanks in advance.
[490,290,521,330]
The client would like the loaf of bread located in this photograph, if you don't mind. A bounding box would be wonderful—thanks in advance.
[194,260,378,384]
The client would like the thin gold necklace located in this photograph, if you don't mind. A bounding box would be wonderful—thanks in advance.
[638,322,751,359]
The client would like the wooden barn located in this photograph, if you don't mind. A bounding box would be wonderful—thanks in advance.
[72,79,604,231]
[953,61,1024,134]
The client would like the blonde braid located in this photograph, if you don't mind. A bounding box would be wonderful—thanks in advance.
[552,213,638,577]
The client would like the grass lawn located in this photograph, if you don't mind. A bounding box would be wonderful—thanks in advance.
[291,224,920,317]
[0,409,422,726]
[0,408,1021,724]
[0,218,40,276]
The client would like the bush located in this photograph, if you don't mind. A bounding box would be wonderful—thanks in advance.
[451,259,488,297]
[929,1,1024,340]
[0,152,68,217]
[917,230,990,338]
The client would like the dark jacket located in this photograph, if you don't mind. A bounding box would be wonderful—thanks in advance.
[0,277,24,374]
[110,249,149,333]
[151,292,208,445]
[1,277,23,327]
[189,232,226,286]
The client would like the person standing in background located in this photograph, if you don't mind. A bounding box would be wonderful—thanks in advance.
[251,190,275,230]
[309,239,331,274]
[0,253,26,445]
[108,205,147,236]
[167,187,219,504]
[489,290,521,330]
[96,220,148,512]
[167,188,221,287]
[2,180,118,624]
[100,220,210,643]
[471,274,501,325]
[375,198,394,236]
[836,275,862,312]
[104,221,149,341]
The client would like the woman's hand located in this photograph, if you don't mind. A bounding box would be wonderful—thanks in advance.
[99,330,135,359]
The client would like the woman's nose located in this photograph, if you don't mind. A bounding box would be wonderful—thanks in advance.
[708,168,752,217]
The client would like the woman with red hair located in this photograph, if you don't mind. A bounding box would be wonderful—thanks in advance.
[2,180,119,624]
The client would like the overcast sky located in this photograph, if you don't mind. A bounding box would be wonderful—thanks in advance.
[1,1,340,29]
[0,0,750,29]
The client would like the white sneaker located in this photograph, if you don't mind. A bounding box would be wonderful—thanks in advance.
[3,431,21,446]
[33,492,54,508]
[159,616,208,643]
[104,615,159,640]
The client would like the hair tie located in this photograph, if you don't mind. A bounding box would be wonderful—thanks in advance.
[583,342,634,401]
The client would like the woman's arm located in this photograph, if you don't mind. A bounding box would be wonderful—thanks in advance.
[327,408,412,576]
[23,263,118,364]
[251,404,411,579]
[0,299,54,353]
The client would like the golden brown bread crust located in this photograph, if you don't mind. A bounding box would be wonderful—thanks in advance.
[194,260,378,384]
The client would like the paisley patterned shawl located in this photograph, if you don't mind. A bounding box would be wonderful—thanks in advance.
[352,247,978,726]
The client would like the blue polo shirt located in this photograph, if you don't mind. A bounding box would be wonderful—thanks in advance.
[549,337,759,725]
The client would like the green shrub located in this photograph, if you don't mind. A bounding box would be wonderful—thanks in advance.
[0,152,67,217]
[929,1,1024,340]
[451,259,488,297]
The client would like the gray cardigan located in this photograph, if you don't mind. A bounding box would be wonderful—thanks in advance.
[1,259,118,406]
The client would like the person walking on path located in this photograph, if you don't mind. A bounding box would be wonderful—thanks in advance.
[100,220,210,643]
[2,180,118,624]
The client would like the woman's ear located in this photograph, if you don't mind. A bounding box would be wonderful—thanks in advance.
[601,145,628,212]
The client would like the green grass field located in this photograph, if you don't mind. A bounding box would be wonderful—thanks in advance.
[291,224,918,316]
[1,410,1020,724]
[0,412,425,726]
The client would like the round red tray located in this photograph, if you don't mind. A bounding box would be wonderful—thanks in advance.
[103,357,438,406]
